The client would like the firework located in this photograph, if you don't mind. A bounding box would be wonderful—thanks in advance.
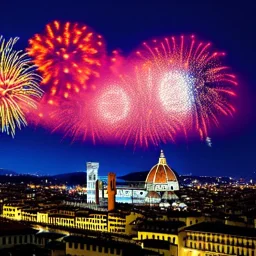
[50,93,102,143]
[27,20,105,99]
[27,94,59,128]
[136,35,237,138]
[0,36,43,136]
[96,66,184,147]
[109,50,125,77]
[97,84,130,125]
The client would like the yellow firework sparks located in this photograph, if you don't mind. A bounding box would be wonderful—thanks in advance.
[0,36,43,136]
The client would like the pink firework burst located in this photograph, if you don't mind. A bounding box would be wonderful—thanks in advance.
[136,35,238,139]
[96,66,185,148]
[49,93,103,143]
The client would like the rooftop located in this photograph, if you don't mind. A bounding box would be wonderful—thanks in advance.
[0,220,38,236]
[36,232,66,240]
[49,214,75,218]
[142,239,171,250]
[137,220,185,234]
[64,235,140,250]
[186,222,256,237]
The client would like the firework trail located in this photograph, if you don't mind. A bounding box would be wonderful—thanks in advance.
[0,36,43,136]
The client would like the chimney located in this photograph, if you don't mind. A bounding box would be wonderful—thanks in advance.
[107,173,117,212]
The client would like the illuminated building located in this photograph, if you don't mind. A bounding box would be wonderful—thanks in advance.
[137,220,183,246]
[108,211,143,235]
[76,213,108,232]
[48,214,75,228]
[37,212,49,223]
[141,239,178,256]
[21,209,37,222]
[182,222,256,255]
[3,205,23,221]
[99,150,179,206]
[145,150,179,205]
[87,162,99,203]
[103,188,147,204]
[64,235,154,256]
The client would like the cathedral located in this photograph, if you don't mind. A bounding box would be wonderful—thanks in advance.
[145,150,179,205]
[86,150,180,207]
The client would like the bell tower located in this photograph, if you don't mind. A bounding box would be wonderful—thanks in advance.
[86,162,99,203]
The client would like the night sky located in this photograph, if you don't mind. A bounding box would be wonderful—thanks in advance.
[0,0,255,178]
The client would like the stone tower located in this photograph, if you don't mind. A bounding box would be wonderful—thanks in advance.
[107,172,117,211]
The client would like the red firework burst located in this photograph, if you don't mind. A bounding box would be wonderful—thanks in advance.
[96,65,185,147]
[135,35,238,139]
[27,20,106,99]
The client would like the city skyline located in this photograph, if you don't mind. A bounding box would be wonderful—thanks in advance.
[0,0,255,177]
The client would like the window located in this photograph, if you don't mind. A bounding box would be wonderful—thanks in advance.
[74,243,78,249]
[104,247,108,253]
[14,237,17,244]
[80,243,84,250]
[24,236,27,243]
[2,237,6,245]
[93,245,96,251]
[99,246,102,252]
[173,237,176,244]
[69,242,72,248]
[116,248,121,255]
[87,244,90,250]
[19,236,22,243]
[8,237,12,244]
[110,248,114,254]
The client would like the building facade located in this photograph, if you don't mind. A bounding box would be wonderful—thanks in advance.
[87,162,99,203]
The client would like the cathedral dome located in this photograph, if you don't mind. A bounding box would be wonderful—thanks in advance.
[145,150,179,192]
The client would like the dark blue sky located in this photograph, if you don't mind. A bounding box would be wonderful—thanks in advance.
[0,0,255,177]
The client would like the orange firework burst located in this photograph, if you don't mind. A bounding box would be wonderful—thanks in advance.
[136,35,238,139]
[27,20,105,99]
[0,36,43,136]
